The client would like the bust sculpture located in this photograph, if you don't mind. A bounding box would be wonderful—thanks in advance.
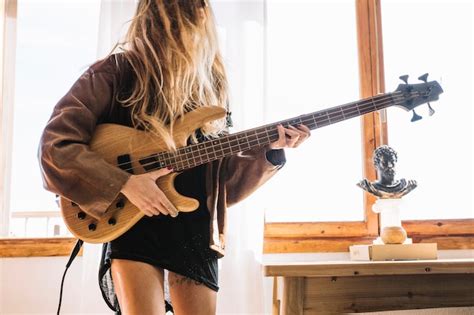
[357,145,417,199]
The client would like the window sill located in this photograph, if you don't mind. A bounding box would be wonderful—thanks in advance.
[263,219,474,253]
[0,237,83,257]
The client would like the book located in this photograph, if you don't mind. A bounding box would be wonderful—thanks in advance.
[349,243,438,261]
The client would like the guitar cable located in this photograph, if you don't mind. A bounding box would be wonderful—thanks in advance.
[57,238,84,315]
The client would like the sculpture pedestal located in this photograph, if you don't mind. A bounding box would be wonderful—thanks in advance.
[372,199,409,244]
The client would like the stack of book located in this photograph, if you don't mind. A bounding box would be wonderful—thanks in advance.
[349,243,438,261]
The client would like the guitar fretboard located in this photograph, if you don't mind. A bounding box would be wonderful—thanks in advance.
[139,92,403,172]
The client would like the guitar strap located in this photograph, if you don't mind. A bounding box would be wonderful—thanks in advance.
[56,238,84,314]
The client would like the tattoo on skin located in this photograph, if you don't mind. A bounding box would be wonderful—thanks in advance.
[169,274,203,287]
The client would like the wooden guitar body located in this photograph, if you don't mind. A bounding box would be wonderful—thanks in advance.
[60,106,227,244]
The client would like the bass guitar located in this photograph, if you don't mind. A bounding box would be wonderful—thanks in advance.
[60,74,443,243]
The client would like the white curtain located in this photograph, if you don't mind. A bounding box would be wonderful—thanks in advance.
[81,1,269,314]
[96,0,137,59]
[211,1,268,314]
[78,1,137,313]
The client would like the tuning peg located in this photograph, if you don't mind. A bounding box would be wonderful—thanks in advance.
[411,109,422,122]
[399,75,409,84]
[427,103,435,116]
[418,73,429,82]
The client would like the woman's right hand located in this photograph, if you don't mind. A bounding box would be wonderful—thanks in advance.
[120,168,179,217]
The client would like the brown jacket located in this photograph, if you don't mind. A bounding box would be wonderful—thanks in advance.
[38,54,284,257]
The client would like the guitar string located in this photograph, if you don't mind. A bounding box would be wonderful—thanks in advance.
[107,91,417,172]
[115,91,411,172]
[165,97,405,172]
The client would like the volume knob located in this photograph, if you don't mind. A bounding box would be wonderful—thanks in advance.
[116,199,125,209]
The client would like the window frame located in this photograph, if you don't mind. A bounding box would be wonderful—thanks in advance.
[263,0,474,254]
[1,0,16,238]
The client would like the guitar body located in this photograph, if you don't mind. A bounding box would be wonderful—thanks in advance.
[60,106,227,244]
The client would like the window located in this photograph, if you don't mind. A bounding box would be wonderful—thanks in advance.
[382,0,473,221]
[262,0,363,223]
[263,0,473,253]
[7,0,101,238]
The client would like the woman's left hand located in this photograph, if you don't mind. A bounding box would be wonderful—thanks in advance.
[269,124,311,149]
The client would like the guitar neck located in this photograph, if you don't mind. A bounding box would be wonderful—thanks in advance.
[144,92,400,172]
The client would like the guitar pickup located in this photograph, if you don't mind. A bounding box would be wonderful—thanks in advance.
[117,154,134,174]
[139,154,165,172]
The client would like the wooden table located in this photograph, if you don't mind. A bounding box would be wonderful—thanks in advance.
[263,258,474,314]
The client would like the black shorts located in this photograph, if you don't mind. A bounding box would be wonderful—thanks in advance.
[98,164,219,313]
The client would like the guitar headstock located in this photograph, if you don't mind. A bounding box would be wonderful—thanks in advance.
[393,73,443,122]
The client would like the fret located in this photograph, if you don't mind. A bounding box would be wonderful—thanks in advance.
[237,133,245,148]
[178,148,186,170]
[245,131,252,151]
[185,147,194,168]
[372,96,378,110]
[239,142,251,152]
[191,148,199,167]
[192,146,200,166]
[301,118,314,130]
[355,102,362,116]
[264,126,271,143]
[222,138,232,156]
[344,104,360,119]
[192,146,201,165]
[238,133,246,152]
[255,129,264,146]
[343,104,360,118]
[359,103,374,115]
[339,106,346,120]
[327,107,344,123]
[175,148,182,170]
[310,113,318,129]
[247,132,257,146]
[211,140,224,159]
[197,143,208,165]
[172,150,180,170]
[218,139,226,158]
[265,126,278,142]
[314,111,331,128]
[285,117,303,127]
[228,135,241,154]
[205,143,212,163]
[249,136,260,147]
[206,142,216,160]
[178,147,185,169]
[377,94,391,109]
[211,140,219,160]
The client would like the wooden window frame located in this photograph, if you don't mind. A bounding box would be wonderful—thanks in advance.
[264,0,474,254]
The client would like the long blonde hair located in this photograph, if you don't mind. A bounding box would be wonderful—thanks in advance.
[114,0,228,150]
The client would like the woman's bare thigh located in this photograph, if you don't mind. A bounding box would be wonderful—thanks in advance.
[168,272,217,315]
[111,259,166,315]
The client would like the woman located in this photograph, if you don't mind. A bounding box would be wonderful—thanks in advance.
[39,1,310,314]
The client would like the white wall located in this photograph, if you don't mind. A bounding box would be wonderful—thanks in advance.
[1,250,473,314]
[0,256,110,314]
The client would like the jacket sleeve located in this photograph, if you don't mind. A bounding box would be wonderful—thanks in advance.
[38,68,131,220]
[222,146,286,207]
